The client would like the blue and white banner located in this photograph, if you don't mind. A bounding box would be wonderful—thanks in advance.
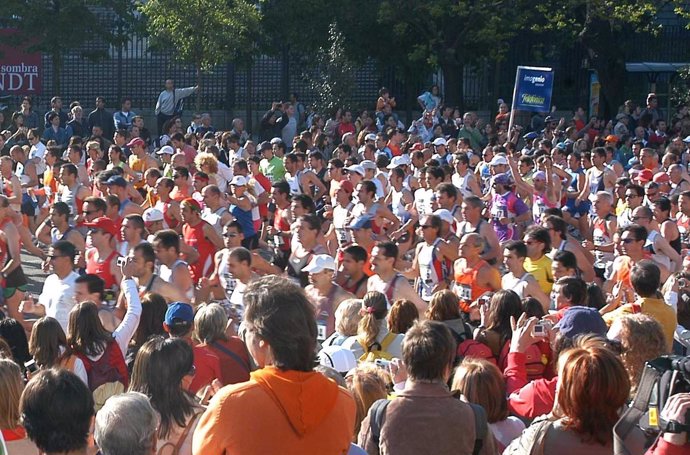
[512,66,554,113]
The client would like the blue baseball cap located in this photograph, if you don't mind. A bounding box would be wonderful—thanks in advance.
[164,302,194,326]
[104,175,128,187]
[523,132,539,140]
[555,306,607,339]
[349,215,373,230]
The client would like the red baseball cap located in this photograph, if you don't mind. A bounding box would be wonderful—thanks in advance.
[333,180,354,194]
[653,172,670,183]
[636,169,654,183]
[126,137,145,148]
[84,217,119,237]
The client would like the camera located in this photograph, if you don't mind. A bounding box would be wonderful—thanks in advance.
[24,359,38,373]
[116,256,127,267]
[614,356,690,452]
[374,359,391,370]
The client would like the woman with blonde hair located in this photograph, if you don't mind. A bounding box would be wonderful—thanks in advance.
[0,359,38,453]
[323,298,363,347]
[452,358,524,451]
[345,364,389,437]
[342,291,403,361]
[607,313,667,395]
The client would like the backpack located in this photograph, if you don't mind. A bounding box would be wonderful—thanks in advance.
[369,398,489,455]
[359,332,397,362]
[76,338,129,410]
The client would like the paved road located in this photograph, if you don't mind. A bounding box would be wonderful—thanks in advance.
[21,246,46,297]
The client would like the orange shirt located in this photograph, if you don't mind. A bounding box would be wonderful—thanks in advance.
[454,259,492,313]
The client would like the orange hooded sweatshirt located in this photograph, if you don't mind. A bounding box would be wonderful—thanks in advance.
[192,366,356,455]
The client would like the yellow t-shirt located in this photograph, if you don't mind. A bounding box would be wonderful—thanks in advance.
[524,254,554,294]
[603,297,677,352]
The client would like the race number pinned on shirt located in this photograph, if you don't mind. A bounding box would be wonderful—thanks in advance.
[456,284,472,302]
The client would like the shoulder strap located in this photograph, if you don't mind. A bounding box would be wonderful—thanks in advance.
[174,411,202,453]
[379,331,397,351]
[468,403,487,455]
[211,341,250,373]
[370,399,390,446]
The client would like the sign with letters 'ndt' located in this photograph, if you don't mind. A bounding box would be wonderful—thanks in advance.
[513,66,554,113]
[0,31,42,95]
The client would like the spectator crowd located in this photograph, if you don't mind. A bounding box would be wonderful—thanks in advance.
[0,82,688,454]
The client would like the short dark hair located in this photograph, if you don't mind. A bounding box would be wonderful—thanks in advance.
[631,260,661,297]
[403,320,455,381]
[61,163,78,177]
[292,194,315,213]
[52,201,71,219]
[553,250,578,271]
[153,229,180,254]
[436,182,457,200]
[21,369,94,453]
[75,274,105,301]
[52,240,77,262]
[272,180,290,196]
[544,215,567,241]
[504,240,527,259]
[134,242,156,270]
[625,224,648,243]
[524,225,551,254]
[555,277,588,306]
[376,241,398,259]
[243,276,317,371]
[229,247,251,266]
[343,244,367,263]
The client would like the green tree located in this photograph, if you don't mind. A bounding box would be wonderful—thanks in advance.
[302,22,356,115]
[139,0,261,110]
[0,0,137,94]
[365,0,529,109]
[531,1,690,117]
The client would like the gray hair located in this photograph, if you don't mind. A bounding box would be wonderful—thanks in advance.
[194,303,228,344]
[94,392,158,455]
[335,299,363,336]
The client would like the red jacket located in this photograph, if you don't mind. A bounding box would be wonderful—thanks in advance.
[645,438,689,455]
[505,352,557,419]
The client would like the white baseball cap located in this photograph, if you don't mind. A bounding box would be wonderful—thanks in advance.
[156,145,174,155]
[230,175,248,186]
[360,160,377,170]
[365,133,377,142]
[345,164,365,176]
[433,209,454,225]
[143,208,164,223]
[432,137,447,147]
[489,155,508,166]
[318,345,357,373]
[303,254,336,274]
[270,137,283,145]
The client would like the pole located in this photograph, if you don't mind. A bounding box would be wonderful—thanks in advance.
[507,66,521,138]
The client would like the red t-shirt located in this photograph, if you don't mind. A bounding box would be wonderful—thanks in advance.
[188,343,222,394]
[253,173,271,219]
[205,337,251,385]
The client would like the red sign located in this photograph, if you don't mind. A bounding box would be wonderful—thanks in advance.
[0,32,42,94]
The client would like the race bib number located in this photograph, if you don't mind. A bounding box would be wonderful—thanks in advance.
[317,322,327,342]
[456,284,472,301]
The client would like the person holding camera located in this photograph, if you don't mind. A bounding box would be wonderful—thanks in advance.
[645,393,690,454]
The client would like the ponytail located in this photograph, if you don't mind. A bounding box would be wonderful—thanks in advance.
[356,291,388,349]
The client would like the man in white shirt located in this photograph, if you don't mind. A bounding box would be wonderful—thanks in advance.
[22,240,80,332]
[27,129,47,176]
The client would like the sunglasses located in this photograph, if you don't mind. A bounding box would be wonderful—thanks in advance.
[223,233,239,238]
[621,238,639,244]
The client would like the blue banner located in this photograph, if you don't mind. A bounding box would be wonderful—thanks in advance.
[513,66,554,113]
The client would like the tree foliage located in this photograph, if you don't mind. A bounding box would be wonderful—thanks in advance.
[0,0,137,93]
[139,0,261,109]
[530,0,690,116]
[303,23,356,116]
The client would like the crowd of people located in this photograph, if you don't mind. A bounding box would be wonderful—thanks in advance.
[0,82,688,454]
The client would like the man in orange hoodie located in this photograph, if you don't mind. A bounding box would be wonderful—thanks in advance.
[192,275,356,455]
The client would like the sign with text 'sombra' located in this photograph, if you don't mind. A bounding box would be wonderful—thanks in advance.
[512,66,554,113]
[0,30,42,95]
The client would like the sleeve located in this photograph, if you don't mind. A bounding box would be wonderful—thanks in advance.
[72,358,89,386]
[177,86,197,99]
[504,353,529,395]
[192,392,230,454]
[113,278,142,355]
[356,411,379,455]
[644,437,689,455]
[155,92,163,115]
[511,196,530,216]
[113,112,122,130]
[502,422,542,455]
[507,376,555,419]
